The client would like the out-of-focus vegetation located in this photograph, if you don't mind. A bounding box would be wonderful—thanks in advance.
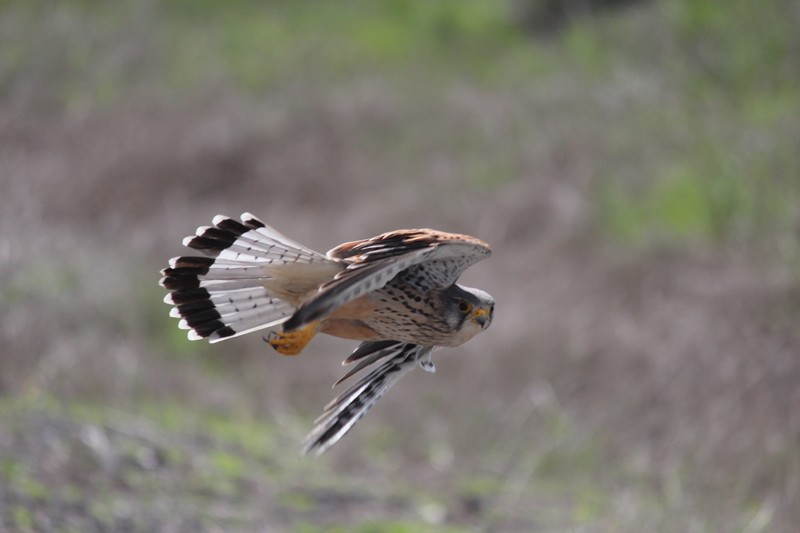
[1,0,799,531]
[4,0,798,251]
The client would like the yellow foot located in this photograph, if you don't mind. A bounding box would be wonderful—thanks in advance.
[266,322,319,356]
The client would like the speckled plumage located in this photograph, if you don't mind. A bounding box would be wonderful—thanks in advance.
[160,213,494,455]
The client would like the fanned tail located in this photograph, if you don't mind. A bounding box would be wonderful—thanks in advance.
[160,212,337,342]
[302,342,433,456]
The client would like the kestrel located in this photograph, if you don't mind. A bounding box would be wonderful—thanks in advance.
[160,213,494,455]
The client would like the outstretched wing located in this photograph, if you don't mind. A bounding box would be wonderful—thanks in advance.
[302,342,433,456]
[283,229,490,331]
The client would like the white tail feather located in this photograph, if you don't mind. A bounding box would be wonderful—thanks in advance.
[161,213,338,343]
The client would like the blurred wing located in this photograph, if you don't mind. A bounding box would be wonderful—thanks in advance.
[302,343,432,456]
[284,229,490,331]
[334,340,408,386]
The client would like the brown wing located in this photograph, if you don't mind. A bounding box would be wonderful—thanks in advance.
[282,229,491,331]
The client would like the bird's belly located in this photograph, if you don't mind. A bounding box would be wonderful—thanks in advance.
[320,295,381,340]
[320,319,381,340]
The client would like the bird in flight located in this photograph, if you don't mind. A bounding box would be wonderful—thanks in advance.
[160,213,494,455]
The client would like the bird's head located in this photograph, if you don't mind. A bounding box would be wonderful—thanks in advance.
[443,284,494,346]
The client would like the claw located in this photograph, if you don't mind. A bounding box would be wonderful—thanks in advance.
[418,351,436,373]
[265,322,320,356]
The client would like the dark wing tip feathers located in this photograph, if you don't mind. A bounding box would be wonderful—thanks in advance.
[329,228,490,261]
[161,213,262,341]
[209,325,237,340]
[241,212,266,229]
[213,216,250,235]
[164,287,211,305]
[159,256,215,291]
[344,340,398,364]
[184,227,236,251]
[303,344,424,456]
[182,213,266,252]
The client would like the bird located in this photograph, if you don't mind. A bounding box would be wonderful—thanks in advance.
[159,212,494,455]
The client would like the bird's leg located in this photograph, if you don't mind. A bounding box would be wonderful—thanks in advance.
[265,322,320,356]
[418,350,436,373]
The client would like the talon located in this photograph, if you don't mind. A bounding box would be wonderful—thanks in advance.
[418,351,436,373]
[266,322,320,356]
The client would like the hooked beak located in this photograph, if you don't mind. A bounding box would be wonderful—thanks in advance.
[472,308,490,329]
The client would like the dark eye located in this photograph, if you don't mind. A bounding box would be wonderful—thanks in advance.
[458,301,472,313]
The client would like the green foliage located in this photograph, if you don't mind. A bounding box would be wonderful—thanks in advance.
[2,457,49,500]
[294,521,472,533]
[1,265,80,307]
[599,141,798,247]
[210,450,246,478]
[584,0,800,250]
[144,0,524,93]
[278,489,317,512]
[672,0,797,93]
[563,20,613,74]
[599,170,713,244]
[11,505,35,531]
[1,0,525,102]
[6,0,794,252]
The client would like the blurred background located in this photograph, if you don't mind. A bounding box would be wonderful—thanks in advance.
[1,0,799,531]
